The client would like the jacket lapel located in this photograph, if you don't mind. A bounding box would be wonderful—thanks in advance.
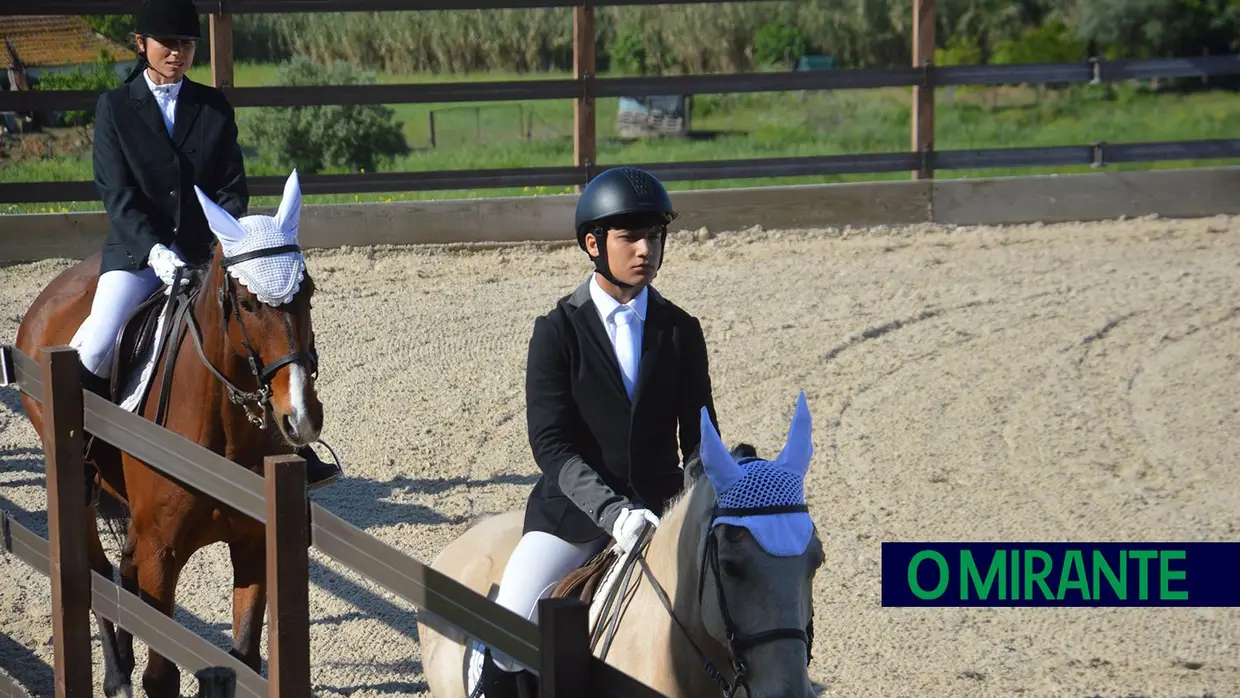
[128,77,172,144]
[567,280,628,401]
[171,79,201,148]
[630,287,667,410]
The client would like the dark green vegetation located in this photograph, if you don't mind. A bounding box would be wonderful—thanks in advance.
[3,0,1236,212]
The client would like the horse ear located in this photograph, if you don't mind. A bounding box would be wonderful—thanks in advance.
[193,185,247,250]
[699,406,744,495]
[273,169,302,238]
[774,391,813,476]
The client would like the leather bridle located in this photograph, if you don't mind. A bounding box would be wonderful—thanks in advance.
[161,244,318,429]
[634,490,815,697]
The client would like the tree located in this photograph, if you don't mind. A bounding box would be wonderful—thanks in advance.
[248,57,411,174]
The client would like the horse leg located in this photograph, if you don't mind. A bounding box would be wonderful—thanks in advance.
[227,538,267,672]
[134,532,185,698]
[115,520,138,679]
[87,505,134,698]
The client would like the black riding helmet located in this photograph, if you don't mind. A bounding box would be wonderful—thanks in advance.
[574,166,678,288]
[136,0,202,39]
[126,0,202,83]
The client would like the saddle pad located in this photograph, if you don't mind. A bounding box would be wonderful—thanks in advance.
[115,305,171,415]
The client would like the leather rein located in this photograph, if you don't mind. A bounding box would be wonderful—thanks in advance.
[631,499,815,697]
[154,244,318,429]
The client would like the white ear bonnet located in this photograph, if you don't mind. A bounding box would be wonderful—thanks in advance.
[193,169,306,307]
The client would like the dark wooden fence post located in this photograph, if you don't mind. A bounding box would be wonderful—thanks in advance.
[194,667,237,698]
[264,454,310,698]
[911,0,936,180]
[41,346,91,698]
[572,2,597,191]
[209,11,234,89]
[537,597,590,697]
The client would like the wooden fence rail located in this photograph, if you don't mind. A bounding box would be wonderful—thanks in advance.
[2,0,1240,204]
[0,342,666,696]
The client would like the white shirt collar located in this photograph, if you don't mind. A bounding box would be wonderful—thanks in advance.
[143,69,183,100]
[589,273,648,325]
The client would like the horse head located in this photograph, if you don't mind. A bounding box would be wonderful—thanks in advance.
[678,392,823,697]
[191,170,322,447]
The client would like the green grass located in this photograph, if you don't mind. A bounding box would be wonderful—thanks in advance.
[4,62,1238,214]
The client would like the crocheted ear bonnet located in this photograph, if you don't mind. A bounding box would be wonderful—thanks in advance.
[193,169,306,307]
[698,391,815,557]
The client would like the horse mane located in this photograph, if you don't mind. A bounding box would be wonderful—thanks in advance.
[665,441,758,519]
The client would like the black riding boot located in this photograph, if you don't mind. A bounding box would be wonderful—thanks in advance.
[472,648,522,698]
[78,362,117,471]
[295,443,342,490]
[78,362,112,402]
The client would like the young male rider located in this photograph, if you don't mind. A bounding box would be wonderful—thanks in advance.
[471,166,719,697]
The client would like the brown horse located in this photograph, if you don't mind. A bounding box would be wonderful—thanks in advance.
[14,170,327,697]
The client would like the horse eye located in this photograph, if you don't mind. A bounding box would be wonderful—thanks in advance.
[721,559,744,579]
[239,298,256,312]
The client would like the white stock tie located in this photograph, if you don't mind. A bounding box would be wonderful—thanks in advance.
[613,305,639,400]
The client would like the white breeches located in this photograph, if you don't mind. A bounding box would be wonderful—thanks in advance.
[489,531,607,671]
[69,266,163,377]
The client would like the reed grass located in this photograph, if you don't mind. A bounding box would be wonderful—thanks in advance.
[228,1,911,75]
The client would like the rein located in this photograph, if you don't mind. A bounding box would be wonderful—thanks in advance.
[632,499,815,698]
[161,244,318,429]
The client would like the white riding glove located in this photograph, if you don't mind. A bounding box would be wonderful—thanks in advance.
[611,506,660,554]
[147,243,188,287]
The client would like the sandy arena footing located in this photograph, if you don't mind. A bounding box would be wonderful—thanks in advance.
[1,214,1238,697]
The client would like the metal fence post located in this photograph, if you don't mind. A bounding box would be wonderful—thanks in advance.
[537,597,590,697]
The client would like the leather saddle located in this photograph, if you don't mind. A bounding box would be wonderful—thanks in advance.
[551,542,621,607]
[106,271,200,422]
[546,444,760,642]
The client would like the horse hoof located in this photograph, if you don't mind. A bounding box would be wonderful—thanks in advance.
[103,678,133,698]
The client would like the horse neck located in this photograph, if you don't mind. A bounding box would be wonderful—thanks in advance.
[633,479,733,695]
[170,258,255,451]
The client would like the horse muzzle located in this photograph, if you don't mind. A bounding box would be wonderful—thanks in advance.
[272,363,323,446]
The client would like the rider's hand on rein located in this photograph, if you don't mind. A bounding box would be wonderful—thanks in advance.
[148,243,189,288]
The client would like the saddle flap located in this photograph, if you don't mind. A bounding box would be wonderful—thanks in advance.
[110,291,168,395]
[550,545,617,603]
[108,277,201,418]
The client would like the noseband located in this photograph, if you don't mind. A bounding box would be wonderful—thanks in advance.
[176,244,318,428]
[635,473,815,697]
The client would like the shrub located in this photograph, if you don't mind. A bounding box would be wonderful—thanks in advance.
[990,19,1087,65]
[752,22,807,69]
[608,24,648,75]
[84,15,136,47]
[247,57,410,174]
[34,54,124,126]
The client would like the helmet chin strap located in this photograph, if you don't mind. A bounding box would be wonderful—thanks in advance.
[588,228,667,290]
[590,244,634,289]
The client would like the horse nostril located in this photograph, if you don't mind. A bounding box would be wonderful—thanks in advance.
[282,414,296,438]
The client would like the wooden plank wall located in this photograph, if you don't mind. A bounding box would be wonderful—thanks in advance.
[2,168,1237,265]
